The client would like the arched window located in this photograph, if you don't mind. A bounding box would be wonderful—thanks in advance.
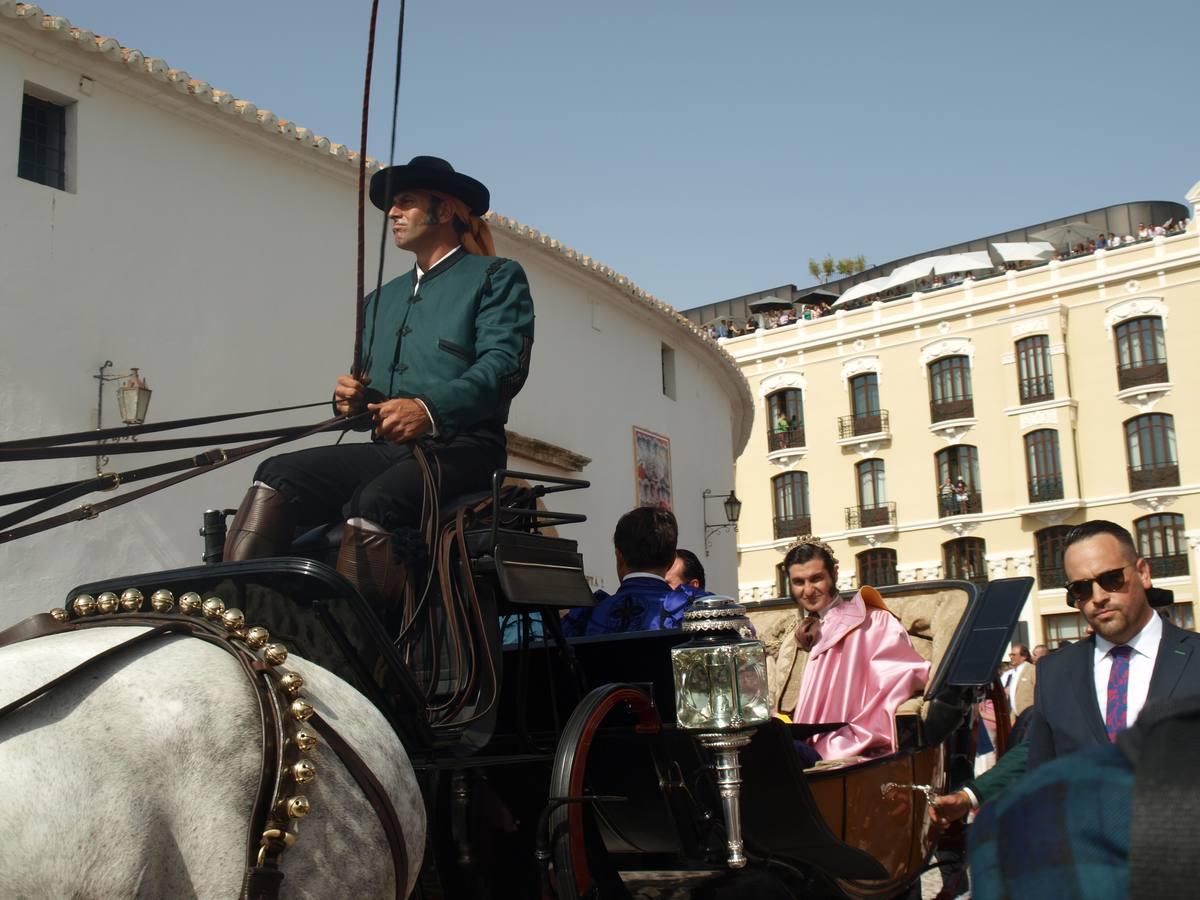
[766,389,804,451]
[1024,430,1064,502]
[1035,525,1073,590]
[1114,316,1168,389]
[928,356,974,422]
[943,537,987,585]
[850,459,892,528]
[772,472,810,539]
[845,373,882,437]
[934,445,981,516]
[1135,513,1189,578]
[857,548,898,588]
[1016,335,1054,403]
[1125,414,1179,490]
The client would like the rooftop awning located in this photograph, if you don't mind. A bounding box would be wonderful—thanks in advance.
[883,259,936,290]
[831,276,891,307]
[931,251,994,274]
[747,296,796,312]
[989,241,1056,263]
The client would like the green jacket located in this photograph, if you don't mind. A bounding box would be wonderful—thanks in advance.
[967,740,1030,804]
[360,249,535,439]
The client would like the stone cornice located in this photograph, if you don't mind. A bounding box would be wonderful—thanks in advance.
[505,430,590,473]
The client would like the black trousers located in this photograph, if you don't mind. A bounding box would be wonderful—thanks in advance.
[254,429,506,530]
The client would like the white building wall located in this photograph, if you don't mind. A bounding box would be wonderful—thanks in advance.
[0,25,747,624]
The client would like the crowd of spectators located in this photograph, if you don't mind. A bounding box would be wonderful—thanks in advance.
[707,217,1191,334]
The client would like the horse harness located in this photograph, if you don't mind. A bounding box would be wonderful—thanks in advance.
[0,593,409,900]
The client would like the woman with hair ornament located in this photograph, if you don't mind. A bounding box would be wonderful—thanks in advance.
[782,536,929,763]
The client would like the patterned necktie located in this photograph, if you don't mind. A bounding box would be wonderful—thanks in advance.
[1105,645,1134,742]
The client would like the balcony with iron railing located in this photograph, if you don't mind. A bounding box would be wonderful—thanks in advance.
[1128,462,1180,492]
[1027,475,1065,503]
[773,514,812,540]
[1019,375,1055,404]
[768,427,806,452]
[937,489,982,517]
[1038,565,1066,590]
[929,397,974,423]
[1147,553,1190,579]
[1117,359,1169,391]
[838,410,889,439]
[845,502,896,530]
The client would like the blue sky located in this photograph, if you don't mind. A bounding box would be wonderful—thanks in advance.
[41,1,1200,308]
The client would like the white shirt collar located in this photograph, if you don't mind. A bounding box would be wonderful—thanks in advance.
[623,572,668,584]
[816,594,843,620]
[1094,608,1163,658]
[415,245,463,282]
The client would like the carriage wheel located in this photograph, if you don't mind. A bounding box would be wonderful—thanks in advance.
[548,683,661,900]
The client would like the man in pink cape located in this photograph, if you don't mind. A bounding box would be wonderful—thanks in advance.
[784,537,929,761]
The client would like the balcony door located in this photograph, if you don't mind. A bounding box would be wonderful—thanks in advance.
[849,373,881,436]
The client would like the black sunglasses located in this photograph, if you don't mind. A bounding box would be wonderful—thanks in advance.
[1064,566,1129,606]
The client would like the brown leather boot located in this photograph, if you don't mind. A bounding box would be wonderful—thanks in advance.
[223,483,297,561]
[335,521,409,611]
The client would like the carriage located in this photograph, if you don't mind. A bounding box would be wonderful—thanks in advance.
[50,469,1030,898]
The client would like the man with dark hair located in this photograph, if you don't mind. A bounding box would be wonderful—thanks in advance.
[666,549,706,591]
[221,157,535,611]
[1004,643,1036,721]
[1027,519,1200,769]
[562,507,690,636]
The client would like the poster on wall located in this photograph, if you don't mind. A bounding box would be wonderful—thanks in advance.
[632,426,672,510]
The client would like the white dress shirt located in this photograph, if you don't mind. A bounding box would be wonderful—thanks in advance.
[1092,610,1163,729]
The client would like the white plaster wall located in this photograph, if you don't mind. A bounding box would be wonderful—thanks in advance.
[0,34,743,625]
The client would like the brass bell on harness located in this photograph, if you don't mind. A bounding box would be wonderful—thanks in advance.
[286,796,310,819]
[293,730,318,752]
[72,594,97,617]
[96,592,119,614]
[50,607,69,623]
[290,698,314,722]
[179,592,202,615]
[244,626,269,649]
[279,672,304,696]
[120,588,144,612]
[264,644,289,666]
[151,589,175,612]
[201,597,225,620]
[221,608,246,633]
[291,761,316,784]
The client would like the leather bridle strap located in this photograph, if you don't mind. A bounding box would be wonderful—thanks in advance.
[310,712,408,899]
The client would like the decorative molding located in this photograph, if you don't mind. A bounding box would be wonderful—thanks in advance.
[1011,316,1049,338]
[1010,552,1034,578]
[759,371,807,398]
[1013,499,1084,526]
[985,553,1010,579]
[1018,408,1058,431]
[928,418,976,443]
[941,520,979,538]
[1130,493,1178,514]
[505,430,591,472]
[1115,383,1171,413]
[766,447,809,467]
[1103,296,1167,332]
[839,355,881,386]
[835,434,891,457]
[918,337,974,369]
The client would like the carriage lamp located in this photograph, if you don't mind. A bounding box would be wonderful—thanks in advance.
[115,368,152,425]
[671,596,769,869]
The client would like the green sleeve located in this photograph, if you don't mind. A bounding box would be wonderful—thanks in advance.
[968,741,1031,805]
[419,260,535,437]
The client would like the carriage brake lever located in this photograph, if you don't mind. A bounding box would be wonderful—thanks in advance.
[881,782,939,806]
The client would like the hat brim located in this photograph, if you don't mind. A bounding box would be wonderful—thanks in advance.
[369,165,490,216]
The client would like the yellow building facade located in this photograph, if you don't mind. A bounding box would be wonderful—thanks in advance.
[724,185,1200,647]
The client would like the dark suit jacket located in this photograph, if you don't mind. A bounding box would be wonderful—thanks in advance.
[1027,619,1200,769]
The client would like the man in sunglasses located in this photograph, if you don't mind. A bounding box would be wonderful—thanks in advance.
[1027,519,1200,769]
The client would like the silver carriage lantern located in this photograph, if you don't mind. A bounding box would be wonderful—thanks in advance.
[115,368,152,425]
[671,595,769,869]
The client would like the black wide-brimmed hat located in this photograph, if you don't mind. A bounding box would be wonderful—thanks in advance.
[368,155,490,216]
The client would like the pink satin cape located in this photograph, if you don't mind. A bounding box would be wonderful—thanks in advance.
[793,589,930,760]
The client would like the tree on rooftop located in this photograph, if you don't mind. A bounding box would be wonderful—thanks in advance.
[808,254,868,283]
